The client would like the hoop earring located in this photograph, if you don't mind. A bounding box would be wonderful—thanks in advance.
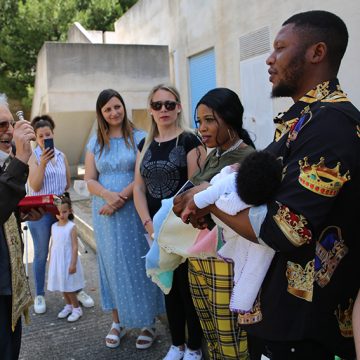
[227,128,235,141]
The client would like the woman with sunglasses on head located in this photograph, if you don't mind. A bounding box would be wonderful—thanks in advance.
[85,89,164,350]
[134,84,207,360]
[175,88,255,359]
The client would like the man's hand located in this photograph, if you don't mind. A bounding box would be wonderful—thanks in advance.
[21,207,45,222]
[13,120,36,164]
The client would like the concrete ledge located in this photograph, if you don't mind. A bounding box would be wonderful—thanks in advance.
[74,214,97,253]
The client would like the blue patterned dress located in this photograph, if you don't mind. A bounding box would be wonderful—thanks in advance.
[87,130,164,327]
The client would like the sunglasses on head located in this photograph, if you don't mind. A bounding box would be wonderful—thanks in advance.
[0,120,15,132]
[150,100,178,111]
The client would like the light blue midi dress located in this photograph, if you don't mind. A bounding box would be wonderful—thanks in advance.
[87,130,164,327]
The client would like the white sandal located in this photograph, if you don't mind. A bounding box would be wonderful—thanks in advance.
[135,327,156,349]
[105,322,126,349]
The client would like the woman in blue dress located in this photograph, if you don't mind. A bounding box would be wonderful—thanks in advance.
[85,89,164,349]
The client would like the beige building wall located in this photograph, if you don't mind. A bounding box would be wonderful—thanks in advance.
[31,0,360,173]
[31,42,170,175]
[114,0,360,124]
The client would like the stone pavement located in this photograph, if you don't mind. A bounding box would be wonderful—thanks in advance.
[18,184,173,360]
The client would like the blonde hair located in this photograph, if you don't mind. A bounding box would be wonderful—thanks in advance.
[138,84,193,167]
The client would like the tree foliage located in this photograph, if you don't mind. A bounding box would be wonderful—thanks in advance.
[0,0,137,108]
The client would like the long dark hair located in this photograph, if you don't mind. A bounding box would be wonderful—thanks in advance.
[95,89,135,155]
[195,88,255,148]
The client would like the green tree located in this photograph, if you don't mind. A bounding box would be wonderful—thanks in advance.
[0,0,137,109]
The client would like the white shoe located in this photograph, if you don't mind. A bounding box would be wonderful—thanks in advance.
[163,345,185,360]
[57,305,73,319]
[76,290,94,308]
[34,295,46,314]
[184,347,202,360]
[67,307,83,322]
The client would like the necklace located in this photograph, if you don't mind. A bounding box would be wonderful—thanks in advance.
[155,131,181,147]
[216,138,243,158]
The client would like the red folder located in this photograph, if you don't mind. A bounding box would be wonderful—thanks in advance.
[18,195,61,216]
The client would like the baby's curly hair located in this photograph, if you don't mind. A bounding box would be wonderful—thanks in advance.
[236,150,282,206]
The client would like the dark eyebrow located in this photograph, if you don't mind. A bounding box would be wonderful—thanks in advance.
[274,39,285,47]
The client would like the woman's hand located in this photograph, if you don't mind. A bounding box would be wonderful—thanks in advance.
[180,198,199,223]
[99,204,116,216]
[173,185,204,218]
[188,213,211,230]
[39,147,54,167]
[102,190,127,210]
[144,221,154,239]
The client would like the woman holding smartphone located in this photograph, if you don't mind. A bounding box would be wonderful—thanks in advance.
[27,115,93,314]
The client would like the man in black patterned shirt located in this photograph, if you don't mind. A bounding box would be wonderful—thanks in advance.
[175,10,359,360]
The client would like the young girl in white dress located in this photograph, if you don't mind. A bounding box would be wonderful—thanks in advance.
[47,196,85,322]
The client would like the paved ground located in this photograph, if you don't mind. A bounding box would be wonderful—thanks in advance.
[18,186,173,360]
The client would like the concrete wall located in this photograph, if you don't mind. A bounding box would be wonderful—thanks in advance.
[67,23,94,44]
[114,0,360,120]
[31,0,360,173]
[31,42,170,175]
[67,22,117,44]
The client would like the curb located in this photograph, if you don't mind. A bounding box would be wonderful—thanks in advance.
[74,213,97,252]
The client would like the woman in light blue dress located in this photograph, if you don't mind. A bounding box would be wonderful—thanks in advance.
[85,89,164,349]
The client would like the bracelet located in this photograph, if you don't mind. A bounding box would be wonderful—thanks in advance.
[143,218,152,227]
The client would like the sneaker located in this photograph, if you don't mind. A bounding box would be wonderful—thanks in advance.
[67,307,83,322]
[34,295,46,314]
[76,290,94,308]
[184,348,202,360]
[163,345,185,360]
[57,304,73,319]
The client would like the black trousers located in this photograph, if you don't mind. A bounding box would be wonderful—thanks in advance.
[248,334,340,360]
[165,260,203,350]
[0,295,22,360]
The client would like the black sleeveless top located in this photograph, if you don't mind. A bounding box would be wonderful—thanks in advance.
[138,132,202,217]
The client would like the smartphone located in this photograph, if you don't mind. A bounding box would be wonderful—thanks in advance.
[44,138,54,158]
[175,180,195,197]
[44,138,54,150]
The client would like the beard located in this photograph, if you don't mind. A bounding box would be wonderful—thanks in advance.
[271,52,306,98]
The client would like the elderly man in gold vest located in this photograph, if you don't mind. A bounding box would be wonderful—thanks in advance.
[0,93,43,360]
